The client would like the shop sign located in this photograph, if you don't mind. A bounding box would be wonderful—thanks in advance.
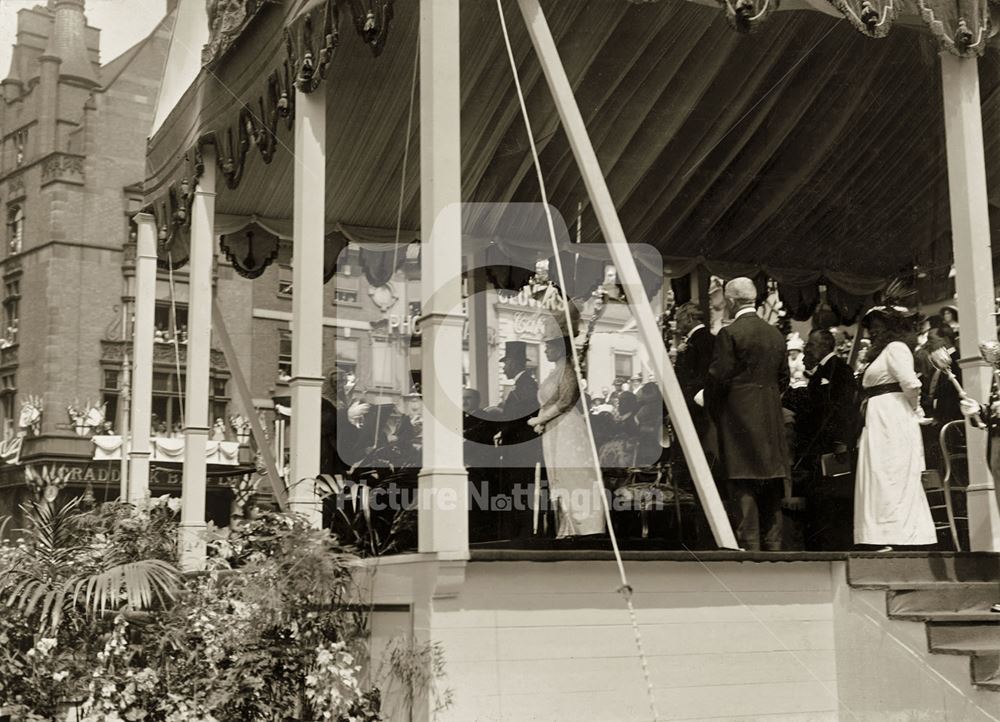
[504,285,565,311]
[386,313,421,336]
[512,312,545,338]
[11,462,244,487]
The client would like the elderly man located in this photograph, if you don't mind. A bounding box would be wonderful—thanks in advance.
[698,278,791,551]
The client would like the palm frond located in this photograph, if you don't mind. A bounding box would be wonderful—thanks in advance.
[70,559,181,619]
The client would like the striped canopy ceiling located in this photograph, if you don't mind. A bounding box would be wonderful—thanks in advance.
[144,0,1000,290]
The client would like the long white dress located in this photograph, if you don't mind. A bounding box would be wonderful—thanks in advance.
[538,365,606,537]
[854,341,937,545]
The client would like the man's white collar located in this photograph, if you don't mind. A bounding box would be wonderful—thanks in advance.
[685,324,706,342]
[734,306,757,319]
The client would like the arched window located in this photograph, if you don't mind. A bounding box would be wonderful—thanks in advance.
[6,205,23,255]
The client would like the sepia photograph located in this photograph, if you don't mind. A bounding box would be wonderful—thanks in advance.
[0,0,999,719]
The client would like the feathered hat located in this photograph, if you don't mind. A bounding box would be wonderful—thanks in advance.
[862,279,919,328]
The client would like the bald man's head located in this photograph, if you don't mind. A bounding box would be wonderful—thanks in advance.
[724,277,757,312]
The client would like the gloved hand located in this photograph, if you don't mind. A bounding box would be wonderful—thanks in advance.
[960,398,982,418]
[347,401,370,425]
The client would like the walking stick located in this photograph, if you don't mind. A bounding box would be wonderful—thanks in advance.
[533,461,542,535]
[931,347,987,429]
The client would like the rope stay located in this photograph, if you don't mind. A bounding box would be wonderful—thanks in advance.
[167,253,185,424]
[495,2,661,719]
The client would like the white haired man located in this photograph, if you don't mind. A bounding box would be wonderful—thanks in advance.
[697,277,791,551]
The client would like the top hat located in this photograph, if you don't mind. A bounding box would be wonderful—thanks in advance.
[500,341,528,363]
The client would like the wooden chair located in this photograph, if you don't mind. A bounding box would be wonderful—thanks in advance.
[921,420,969,550]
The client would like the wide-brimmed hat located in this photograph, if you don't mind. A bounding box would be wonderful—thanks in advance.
[862,279,919,328]
[861,304,919,328]
[541,301,581,342]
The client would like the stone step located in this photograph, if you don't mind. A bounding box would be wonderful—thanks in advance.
[848,553,1000,587]
[927,621,1000,652]
[889,610,1000,624]
[886,582,999,615]
[971,655,1000,691]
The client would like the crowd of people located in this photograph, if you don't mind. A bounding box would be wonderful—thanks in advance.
[316,277,982,552]
[674,278,972,551]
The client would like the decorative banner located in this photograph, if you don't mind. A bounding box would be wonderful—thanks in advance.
[220,222,281,279]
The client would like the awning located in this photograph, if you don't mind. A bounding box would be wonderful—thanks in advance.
[144,0,1000,291]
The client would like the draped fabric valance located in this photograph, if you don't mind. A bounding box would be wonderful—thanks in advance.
[145,0,1000,303]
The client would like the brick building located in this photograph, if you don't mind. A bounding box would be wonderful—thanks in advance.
[0,0,182,518]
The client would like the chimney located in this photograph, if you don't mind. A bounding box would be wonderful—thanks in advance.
[2,47,24,102]
[48,0,99,87]
[37,29,61,154]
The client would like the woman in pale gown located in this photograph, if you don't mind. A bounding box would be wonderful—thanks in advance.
[855,306,937,548]
[528,312,606,538]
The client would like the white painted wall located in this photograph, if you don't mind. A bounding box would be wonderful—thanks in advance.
[367,559,999,722]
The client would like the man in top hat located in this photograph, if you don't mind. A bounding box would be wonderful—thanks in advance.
[495,341,540,540]
[698,277,791,551]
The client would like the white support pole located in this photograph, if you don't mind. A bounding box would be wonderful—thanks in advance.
[419,0,468,555]
[179,145,216,571]
[128,213,157,504]
[518,0,737,549]
[940,52,1000,551]
[467,255,492,403]
[288,82,326,527]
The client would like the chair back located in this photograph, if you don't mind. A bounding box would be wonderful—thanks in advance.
[939,420,969,489]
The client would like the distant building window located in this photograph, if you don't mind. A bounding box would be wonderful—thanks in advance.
[104,369,119,391]
[277,264,293,297]
[0,376,14,439]
[614,352,634,380]
[371,338,395,387]
[13,130,26,167]
[154,302,188,344]
[334,279,359,304]
[278,329,292,381]
[6,206,23,255]
[2,278,19,347]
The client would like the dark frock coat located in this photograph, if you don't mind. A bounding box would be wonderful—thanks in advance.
[675,325,718,460]
[705,312,791,481]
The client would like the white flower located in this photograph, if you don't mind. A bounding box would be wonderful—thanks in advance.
[52,670,69,682]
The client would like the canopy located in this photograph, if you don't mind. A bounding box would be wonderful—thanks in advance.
[144,0,1000,296]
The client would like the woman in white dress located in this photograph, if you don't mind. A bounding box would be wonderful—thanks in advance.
[528,310,606,538]
[855,306,937,548]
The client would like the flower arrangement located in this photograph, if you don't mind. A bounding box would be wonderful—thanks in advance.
[0,498,415,722]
